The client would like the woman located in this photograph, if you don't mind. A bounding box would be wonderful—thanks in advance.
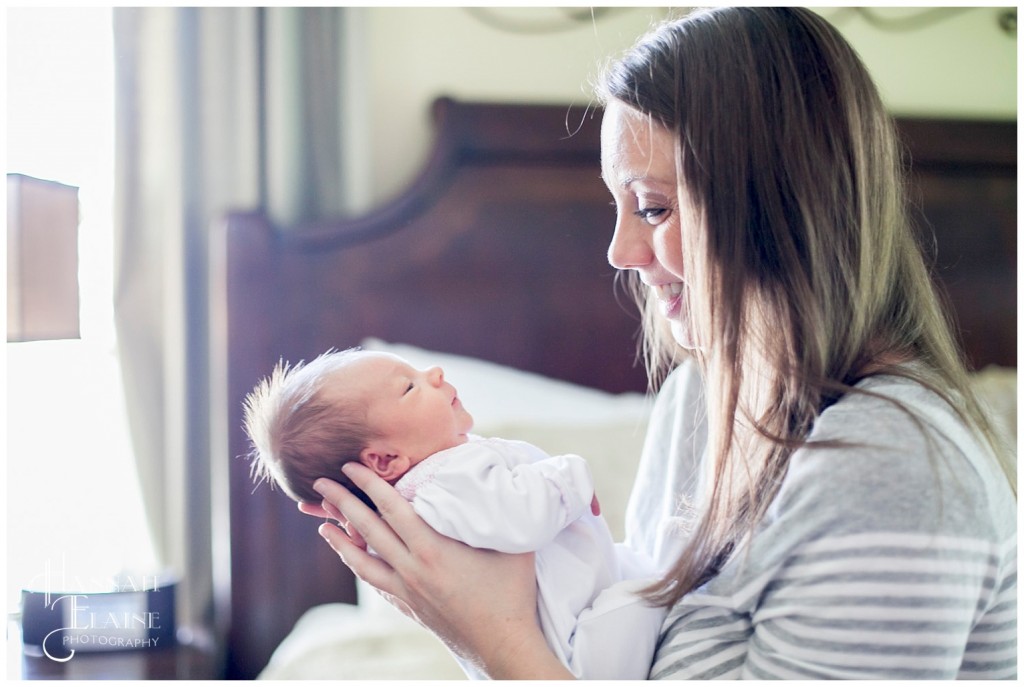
[304,7,1016,679]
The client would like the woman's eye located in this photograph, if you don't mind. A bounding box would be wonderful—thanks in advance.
[634,207,669,225]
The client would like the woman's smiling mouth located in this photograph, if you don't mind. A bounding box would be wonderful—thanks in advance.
[654,282,684,317]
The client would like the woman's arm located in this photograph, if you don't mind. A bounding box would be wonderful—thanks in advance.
[306,463,574,680]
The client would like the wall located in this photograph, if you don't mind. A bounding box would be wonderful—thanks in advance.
[349,7,1016,212]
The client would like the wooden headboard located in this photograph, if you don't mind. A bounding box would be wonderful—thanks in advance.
[212,98,1015,678]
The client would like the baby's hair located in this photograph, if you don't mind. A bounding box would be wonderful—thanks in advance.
[243,348,375,508]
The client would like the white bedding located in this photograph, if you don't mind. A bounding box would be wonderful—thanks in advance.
[258,341,1016,680]
[259,597,468,680]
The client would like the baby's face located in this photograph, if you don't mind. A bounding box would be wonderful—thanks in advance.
[329,352,474,468]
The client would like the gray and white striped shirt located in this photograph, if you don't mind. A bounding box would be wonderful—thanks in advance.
[626,361,1016,679]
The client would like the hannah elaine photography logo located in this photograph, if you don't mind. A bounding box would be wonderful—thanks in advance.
[20,561,176,663]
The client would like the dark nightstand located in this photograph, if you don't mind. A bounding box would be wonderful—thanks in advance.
[7,620,222,680]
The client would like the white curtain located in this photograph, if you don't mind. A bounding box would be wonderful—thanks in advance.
[112,6,354,644]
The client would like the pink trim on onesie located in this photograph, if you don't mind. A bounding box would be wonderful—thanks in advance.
[394,442,469,501]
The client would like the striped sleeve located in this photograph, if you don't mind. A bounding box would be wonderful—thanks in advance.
[960,538,1017,679]
[652,532,1017,679]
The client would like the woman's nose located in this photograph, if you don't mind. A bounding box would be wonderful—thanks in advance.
[607,217,651,270]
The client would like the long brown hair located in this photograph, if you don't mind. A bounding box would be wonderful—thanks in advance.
[597,7,1015,606]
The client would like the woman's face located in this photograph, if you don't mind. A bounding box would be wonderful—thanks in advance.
[601,101,696,349]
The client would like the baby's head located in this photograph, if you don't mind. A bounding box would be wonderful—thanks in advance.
[243,348,474,507]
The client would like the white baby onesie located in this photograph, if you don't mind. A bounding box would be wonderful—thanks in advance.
[395,435,665,679]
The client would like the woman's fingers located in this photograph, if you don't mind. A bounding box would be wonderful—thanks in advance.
[298,499,345,523]
[297,500,331,519]
[317,521,402,595]
[309,466,554,674]
[313,473,414,564]
[298,496,366,548]
[339,462,439,552]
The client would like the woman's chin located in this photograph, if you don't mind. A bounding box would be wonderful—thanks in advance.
[669,318,700,351]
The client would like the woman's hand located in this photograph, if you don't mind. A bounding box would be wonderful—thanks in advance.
[301,462,572,679]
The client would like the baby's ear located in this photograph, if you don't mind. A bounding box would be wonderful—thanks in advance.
[358,449,408,482]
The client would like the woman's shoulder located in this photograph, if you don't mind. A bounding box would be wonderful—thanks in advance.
[806,373,992,472]
[773,373,1014,540]
[811,372,957,437]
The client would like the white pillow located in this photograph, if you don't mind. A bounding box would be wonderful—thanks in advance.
[360,337,651,430]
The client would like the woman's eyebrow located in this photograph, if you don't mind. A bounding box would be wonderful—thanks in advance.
[600,170,643,190]
[613,171,673,191]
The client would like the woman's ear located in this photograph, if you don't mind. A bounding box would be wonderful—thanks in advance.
[358,448,410,482]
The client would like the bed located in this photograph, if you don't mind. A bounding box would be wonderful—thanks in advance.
[212,98,1016,679]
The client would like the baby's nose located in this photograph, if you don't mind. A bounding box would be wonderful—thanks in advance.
[427,366,444,386]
